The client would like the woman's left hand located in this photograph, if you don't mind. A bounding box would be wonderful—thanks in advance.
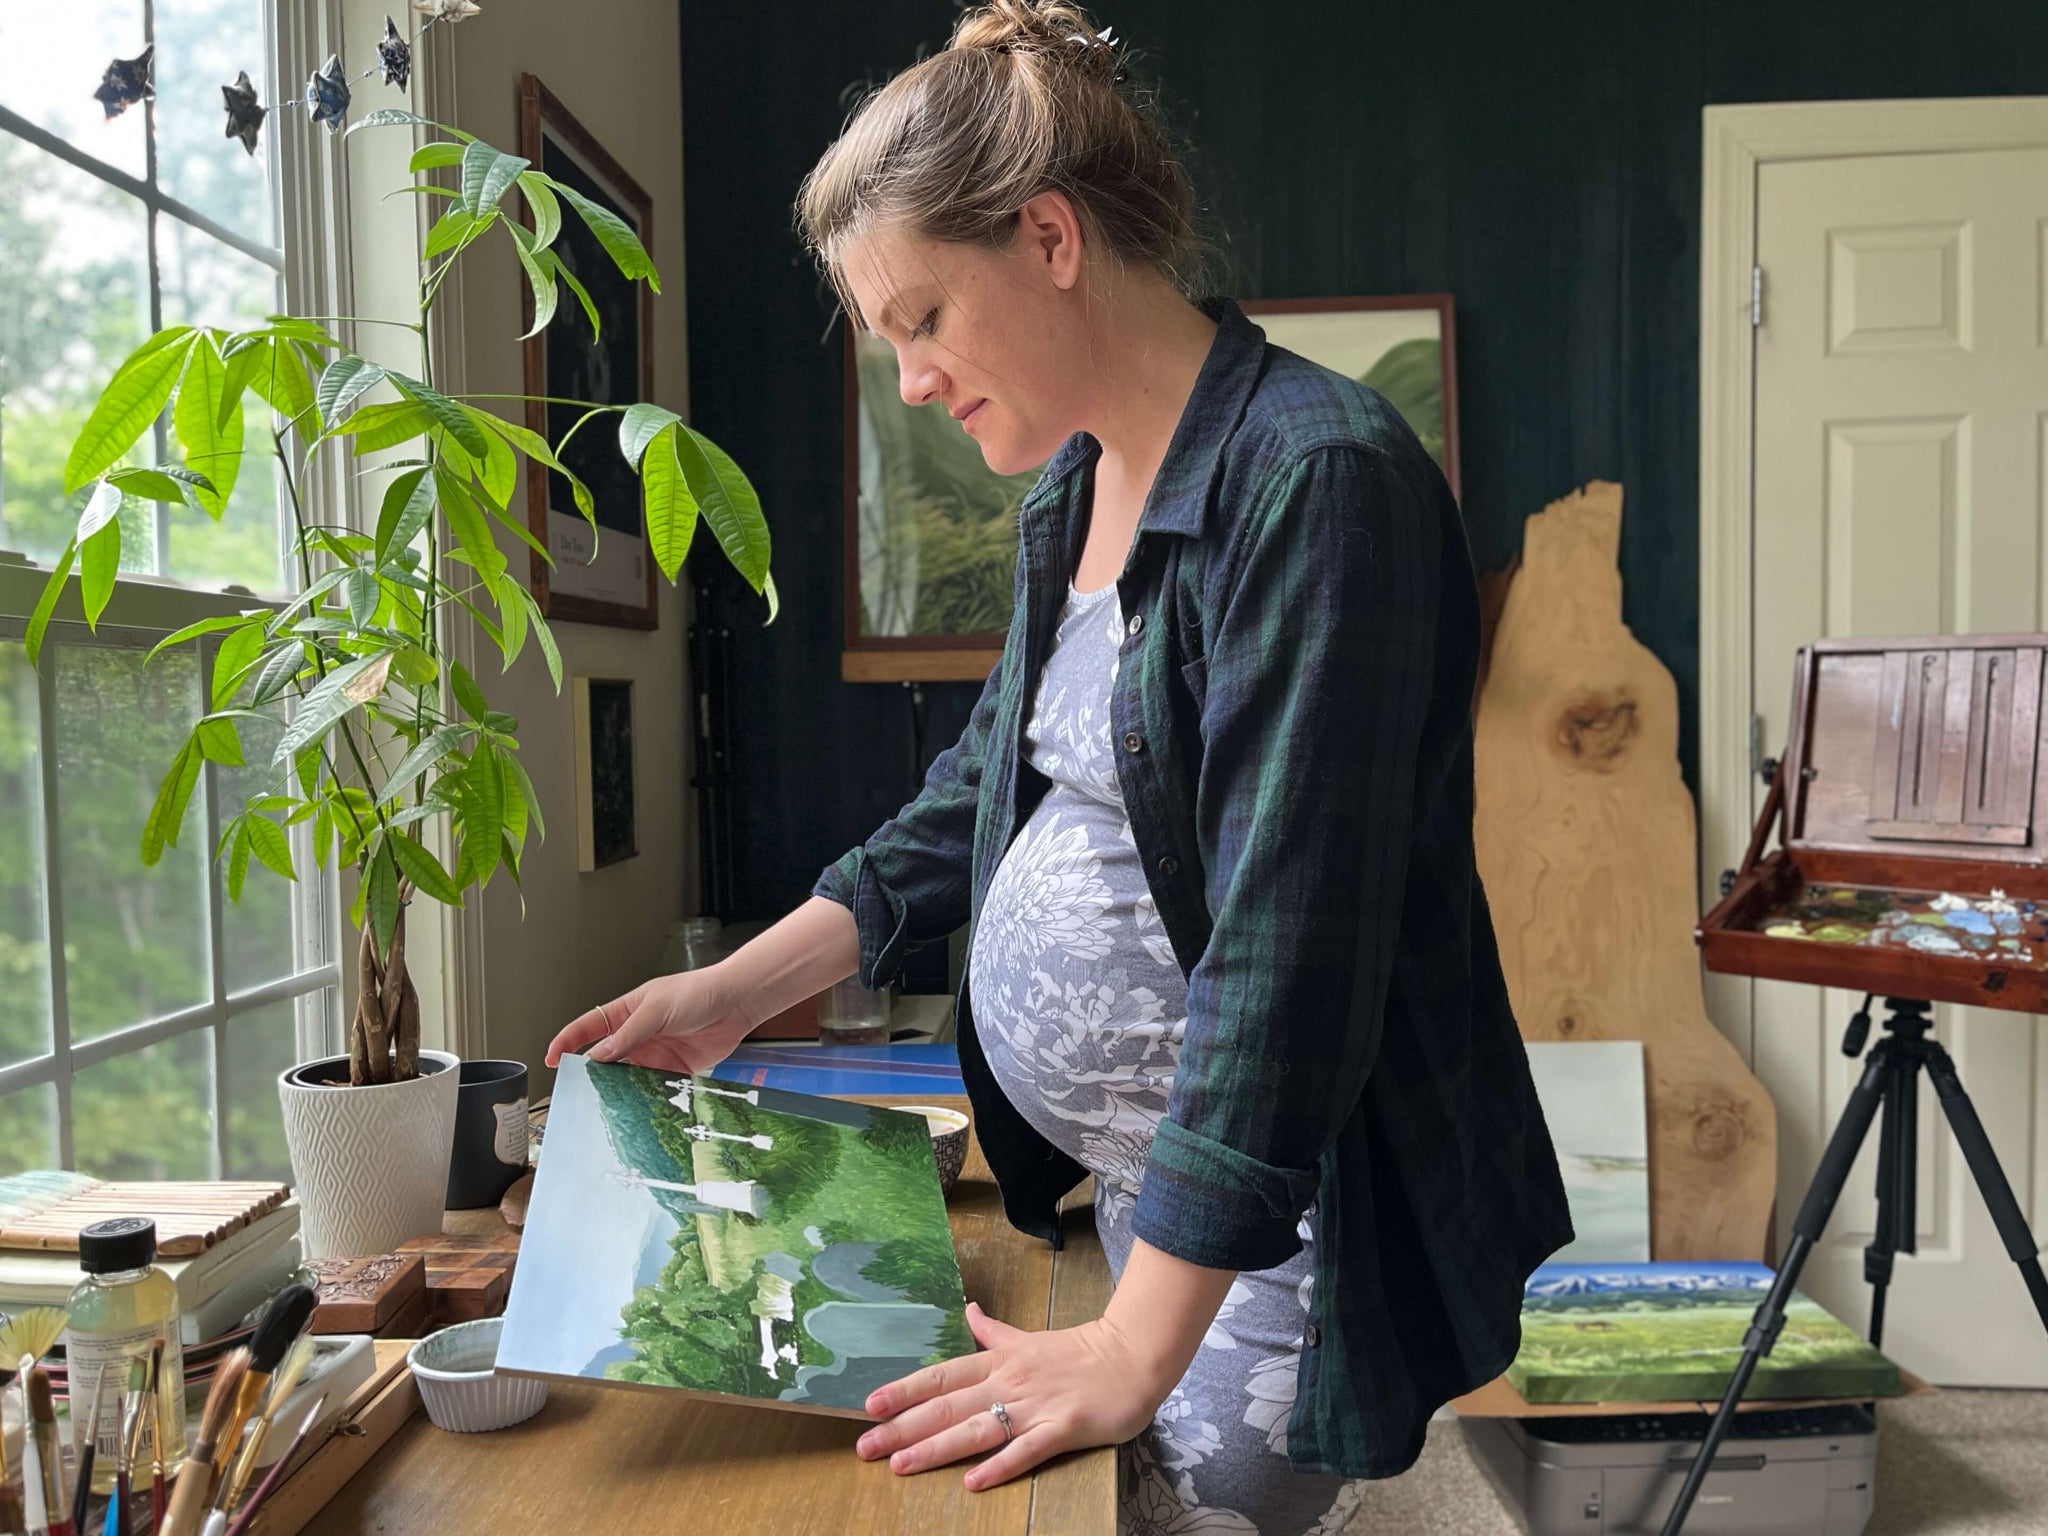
[856,1301,1166,1489]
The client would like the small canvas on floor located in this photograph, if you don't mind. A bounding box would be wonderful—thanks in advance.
[499,1054,972,1418]
[1524,1040,1651,1262]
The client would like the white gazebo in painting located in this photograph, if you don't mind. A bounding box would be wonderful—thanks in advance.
[682,1122,774,1152]
[607,1166,769,1219]
[664,1078,762,1115]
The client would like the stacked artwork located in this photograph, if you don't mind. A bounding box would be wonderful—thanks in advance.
[1509,1263,1901,1405]
[1523,1040,1651,1262]
[499,1055,972,1417]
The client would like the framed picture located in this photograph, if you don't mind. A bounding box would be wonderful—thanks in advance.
[520,74,658,629]
[838,295,1461,684]
[573,677,637,871]
[1240,295,1461,502]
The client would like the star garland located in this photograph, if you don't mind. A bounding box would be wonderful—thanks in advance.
[89,4,481,155]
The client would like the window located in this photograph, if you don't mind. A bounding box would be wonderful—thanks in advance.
[0,2,340,1181]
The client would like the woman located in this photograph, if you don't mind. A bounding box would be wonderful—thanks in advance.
[547,4,1571,1530]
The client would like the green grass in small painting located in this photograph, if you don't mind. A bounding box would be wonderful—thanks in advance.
[584,1063,972,1406]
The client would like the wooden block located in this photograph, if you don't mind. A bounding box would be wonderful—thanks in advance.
[0,1177,291,1256]
[396,1231,520,1323]
[376,1290,432,1340]
[307,1253,426,1335]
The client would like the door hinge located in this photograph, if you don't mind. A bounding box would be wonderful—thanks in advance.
[1750,266,1764,328]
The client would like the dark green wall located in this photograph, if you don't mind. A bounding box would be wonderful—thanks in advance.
[679,0,2048,922]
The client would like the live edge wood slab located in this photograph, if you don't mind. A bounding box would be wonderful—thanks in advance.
[294,1094,1116,1536]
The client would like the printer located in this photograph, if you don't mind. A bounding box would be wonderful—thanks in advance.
[1462,1403,1877,1536]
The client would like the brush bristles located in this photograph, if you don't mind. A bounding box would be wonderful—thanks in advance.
[25,1367,54,1423]
[265,1335,317,1412]
[0,1307,68,1372]
[248,1285,316,1375]
[197,1348,251,1452]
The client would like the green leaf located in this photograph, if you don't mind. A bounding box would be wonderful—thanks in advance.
[142,740,201,865]
[618,403,681,470]
[642,425,698,581]
[555,182,659,291]
[391,375,488,457]
[496,568,528,668]
[217,339,266,432]
[336,400,434,454]
[464,741,504,885]
[212,622,268,707]
[525,589,562,691]
[195,715,243,767]
[477,415,594,520]
[248,641,308,708]
[147,611,261,662]
[507,222,557,341]
[461,139,531,217]
[108,466,209,506]
[79,517,122,629]
[248,338,317,430]
[245,815,296,880]
[516,170,561,250]
[507,750,545,841]
[423,206,489,261]
[450,658,488,722]
[313,802,334,870]
[553,255,600,340]
[172,335,243,517]
[409,140,467,172]
[762,568,779,624]
[391,832,465,905]
[64,329,196,492]
[374,466,436,566]
[316,356,387,427]
[222,820,253,900]
[366,839,401,957]
[432,463,506,583]
[500,751,528,845]
[483,496,550,564]
[674,426,772,589]
[296,744,323,800]
[25,540,76,667]
[271,654,386,765]
[349,108,475,142]
[346,569,381,629]
[378,725,471,807]
[466,410,518,507]
[75,480,123,541]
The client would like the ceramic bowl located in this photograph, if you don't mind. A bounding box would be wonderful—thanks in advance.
[407,1317,547,1433]
[894,1104,972,1197]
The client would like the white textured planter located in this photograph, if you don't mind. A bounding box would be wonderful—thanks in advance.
[279,1050,461,1260]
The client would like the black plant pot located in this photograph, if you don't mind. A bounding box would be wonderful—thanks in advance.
[445,1059,531,1209]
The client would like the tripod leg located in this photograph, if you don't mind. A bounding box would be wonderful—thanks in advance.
[1923,1043,2048,1337]
[1865,1045,1923,1349]
[1657,1047,1892,1536]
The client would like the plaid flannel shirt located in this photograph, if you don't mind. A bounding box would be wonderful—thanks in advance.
[813,298,1571,1478]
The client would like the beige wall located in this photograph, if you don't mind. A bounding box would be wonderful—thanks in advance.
[436,1,696,1078]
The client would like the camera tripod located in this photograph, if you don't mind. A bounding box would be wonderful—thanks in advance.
[1658,996,2048,1536]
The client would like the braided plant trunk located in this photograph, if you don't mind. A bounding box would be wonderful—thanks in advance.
[349,891,421,1086]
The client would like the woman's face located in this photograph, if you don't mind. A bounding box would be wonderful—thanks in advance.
[838,199,1091,477]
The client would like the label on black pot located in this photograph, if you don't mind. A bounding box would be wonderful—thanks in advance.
[493,1098,530,1165]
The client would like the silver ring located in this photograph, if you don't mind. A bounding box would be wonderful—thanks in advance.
[989,1401,1014,1442]
[595,1001,613,1035]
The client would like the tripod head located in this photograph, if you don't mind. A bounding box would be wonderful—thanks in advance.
[1841,995,1932,1057]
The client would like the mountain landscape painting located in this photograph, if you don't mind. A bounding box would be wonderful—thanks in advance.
[1510,1262,1902,1405]
[499,1054,972,1418]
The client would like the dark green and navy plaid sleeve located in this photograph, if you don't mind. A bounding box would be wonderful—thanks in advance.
[812,658,1005,991]
[1130,444,1442,1274]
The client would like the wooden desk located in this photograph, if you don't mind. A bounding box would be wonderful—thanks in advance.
[296,1097,1115,1535]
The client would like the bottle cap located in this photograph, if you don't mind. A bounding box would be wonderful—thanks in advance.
[78,1217,157,1273]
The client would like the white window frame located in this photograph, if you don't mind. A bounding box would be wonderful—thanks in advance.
[0,0,361,1170]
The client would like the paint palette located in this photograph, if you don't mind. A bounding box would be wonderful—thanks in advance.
[1743,885,2048,968]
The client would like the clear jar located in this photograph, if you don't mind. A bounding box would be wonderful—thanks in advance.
[819,975,892,1046]
[662,916,725,973]
[65,1217,187,1490]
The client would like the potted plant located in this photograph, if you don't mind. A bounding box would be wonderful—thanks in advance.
[24,107,773,1258]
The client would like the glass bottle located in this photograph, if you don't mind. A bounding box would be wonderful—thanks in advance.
[662,916,725,973]
[65,1217,187,1490]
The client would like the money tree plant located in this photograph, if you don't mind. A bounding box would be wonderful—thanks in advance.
[24,109,773,1087]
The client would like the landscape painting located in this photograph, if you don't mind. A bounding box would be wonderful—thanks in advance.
[499,1054,972,1417]
[1523,1040,1651,1262]
[1510,1263,1902,1405]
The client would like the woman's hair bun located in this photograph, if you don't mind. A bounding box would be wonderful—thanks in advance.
[951,0,1121,85]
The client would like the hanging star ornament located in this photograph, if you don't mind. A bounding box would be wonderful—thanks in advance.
[411,0,481,21]
[93,45,155,119]
[306,54,351,132]
[221,71,267,155]
[376,16,413,89]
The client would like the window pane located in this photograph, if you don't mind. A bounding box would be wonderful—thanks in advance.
[158,233,285,594]
[219,710,297,993]
[152,0,278,246]
[0,642,51,1069]
[73,1028,213,1180]
[222,996,302,1180]
[0,7,151,179]
[0,134,153,569]
[53,641,208,1039]
[0,1082,59,1174]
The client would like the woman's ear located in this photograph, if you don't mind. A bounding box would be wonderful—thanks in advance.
[1016,190,1086,292]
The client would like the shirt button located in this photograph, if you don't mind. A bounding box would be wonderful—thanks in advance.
[1157,855,1178,877]
[1123,732,1145,754]
[1127,613,1144,637]
[1305,1324,1320,1348]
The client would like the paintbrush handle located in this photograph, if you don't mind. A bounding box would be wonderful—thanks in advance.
[149,1470,163,1536]
[216,1425,308,1536]
[154,1450,214,1536]
[1,1482,25,1536]
[68,1443,95,1536]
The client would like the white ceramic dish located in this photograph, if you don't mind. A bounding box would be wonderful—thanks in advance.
[407,1317,548,1432]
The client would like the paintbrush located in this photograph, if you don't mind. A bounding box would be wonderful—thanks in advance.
[27,1370,74,1536]
[214,1334,314,1518]
[68,1363,111,1536]
[198,1287,312,1524]
[145,1344,164,1536]
[0,1309,67,1536]
[154,1349,245,1536]
[218,1405,320,1536]
[113,1353,149,1536]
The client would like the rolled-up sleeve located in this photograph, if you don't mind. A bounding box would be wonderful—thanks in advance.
[812,657,1005,991]
[1130,445,1442,1274]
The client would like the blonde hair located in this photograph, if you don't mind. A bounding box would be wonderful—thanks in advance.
[796,0,1212,317]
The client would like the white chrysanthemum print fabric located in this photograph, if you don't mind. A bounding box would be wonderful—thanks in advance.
[970,581,1363,1535]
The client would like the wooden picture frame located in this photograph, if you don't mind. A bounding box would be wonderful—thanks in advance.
[519,74,658,630]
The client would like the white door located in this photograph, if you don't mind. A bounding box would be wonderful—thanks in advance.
[1750,144,2048,1386]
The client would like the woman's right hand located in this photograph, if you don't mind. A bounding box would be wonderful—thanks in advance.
[544,965,759,1075]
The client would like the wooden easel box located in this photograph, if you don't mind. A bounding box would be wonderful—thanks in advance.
[1700,633,2048,1012]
